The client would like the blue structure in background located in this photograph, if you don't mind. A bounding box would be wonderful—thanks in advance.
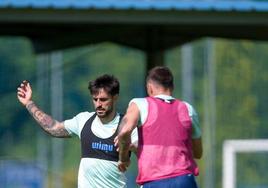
[1,0,268,12]
[0,160,44,188]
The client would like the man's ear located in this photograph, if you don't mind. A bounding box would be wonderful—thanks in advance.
[146,82,153,96]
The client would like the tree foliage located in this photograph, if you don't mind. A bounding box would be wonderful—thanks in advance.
[1,37,268,188]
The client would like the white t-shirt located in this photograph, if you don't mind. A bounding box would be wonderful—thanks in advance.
[64,112,138,188]
[130,95,202,139]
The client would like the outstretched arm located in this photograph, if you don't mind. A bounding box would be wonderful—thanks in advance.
[25,101,70,138]
[17,81,70,138]
[117,102,140,172]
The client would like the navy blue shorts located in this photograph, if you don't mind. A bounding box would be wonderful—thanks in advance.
[142,174,198,188]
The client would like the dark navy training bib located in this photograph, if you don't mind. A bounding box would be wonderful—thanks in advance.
[80,113,123,161]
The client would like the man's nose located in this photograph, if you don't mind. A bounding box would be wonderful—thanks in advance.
[96,99,102,107]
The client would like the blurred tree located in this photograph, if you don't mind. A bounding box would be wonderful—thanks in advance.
[0,37,36,158]
[1,36,268,188]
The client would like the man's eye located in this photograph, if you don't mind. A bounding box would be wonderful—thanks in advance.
[100,98,108,102]
[93,98,108,102]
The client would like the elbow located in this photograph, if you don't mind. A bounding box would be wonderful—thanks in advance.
[192,137,203,159]
[194,152,202,159]
[193,148,203,159]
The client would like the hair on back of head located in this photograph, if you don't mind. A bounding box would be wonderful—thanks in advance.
[146,66,174,90]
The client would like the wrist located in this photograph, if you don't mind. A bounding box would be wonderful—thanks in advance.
[119,158,130,163]
[25,100,34,108]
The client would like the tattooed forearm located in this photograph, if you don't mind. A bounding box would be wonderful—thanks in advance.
[26,101,55,128]
[49,126,70,138]
[26,101,70,138]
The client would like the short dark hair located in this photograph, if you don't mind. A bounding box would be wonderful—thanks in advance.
[146,66,174,90]
[88,74,120,96]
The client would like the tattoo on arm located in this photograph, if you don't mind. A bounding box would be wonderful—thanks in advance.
[26,102,70,138]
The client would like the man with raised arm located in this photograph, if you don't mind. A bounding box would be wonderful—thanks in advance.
[17,74,137,188]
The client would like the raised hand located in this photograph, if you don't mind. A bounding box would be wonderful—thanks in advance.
[17,80,32,106]
[16,80,70,138]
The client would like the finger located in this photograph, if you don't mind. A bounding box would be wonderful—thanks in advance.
[17,87,23,92]
[17,92,25,98]
[19,83,26,92]
[114,136,118,142]
[118,165,126,172]
[114,140,118,147]
[23,80,30,89]
[17,93,25,98]
[22,80,28,92]
[17,87,25,95]
[17,88,25,98]
[114,136,118,146]
[23,80,28,84]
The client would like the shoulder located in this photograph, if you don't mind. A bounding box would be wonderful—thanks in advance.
[66,111,96,125]
[129,98,148,112]
[64,111,95,137]
[181,101,198,116]
[74,111,95,120]
[129,98,147,105]
[129,98,149,109]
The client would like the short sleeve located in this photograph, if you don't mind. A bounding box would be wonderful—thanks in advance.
[129,98,148,126]
[64,112,94,137]
[184,102,202,139]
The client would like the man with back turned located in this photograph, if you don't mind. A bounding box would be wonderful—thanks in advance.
[116,66,202,188]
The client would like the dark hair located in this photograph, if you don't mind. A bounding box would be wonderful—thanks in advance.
[88,74,120,96]
[146,66,174,90]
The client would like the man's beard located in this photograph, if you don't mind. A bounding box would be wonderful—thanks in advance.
[96,106,113,118]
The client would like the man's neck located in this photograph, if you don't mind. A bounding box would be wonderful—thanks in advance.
[150,90,172,97]
[99,111,117,124]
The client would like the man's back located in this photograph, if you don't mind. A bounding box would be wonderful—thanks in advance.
[136,97,198,184]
